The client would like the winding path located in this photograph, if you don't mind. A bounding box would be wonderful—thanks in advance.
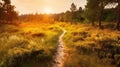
[52,28,66,67]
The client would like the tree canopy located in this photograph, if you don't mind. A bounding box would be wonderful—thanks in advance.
[0,0,18,23]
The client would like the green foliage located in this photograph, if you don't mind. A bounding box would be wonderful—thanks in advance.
[84,0,101,23]
[0,0,18,22]
[84,0,118,27]
[55,3,84,22]
[102,8,117,22]
[63,11,72,22]
[0,24,62,67]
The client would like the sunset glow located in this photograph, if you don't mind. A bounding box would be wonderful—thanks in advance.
[0,0,119,67]
[11,0,87,14]
[43,8,54,14]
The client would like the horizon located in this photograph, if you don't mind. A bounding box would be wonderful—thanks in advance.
[11,0,87,15]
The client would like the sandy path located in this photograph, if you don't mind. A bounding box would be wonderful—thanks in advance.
[52,29,66,67]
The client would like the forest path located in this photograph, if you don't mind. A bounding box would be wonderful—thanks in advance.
[52,27,66,67]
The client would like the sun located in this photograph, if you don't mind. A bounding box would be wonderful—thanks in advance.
[43,8,53,14]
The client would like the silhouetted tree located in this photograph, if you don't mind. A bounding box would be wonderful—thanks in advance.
[116,0,120,30]
[70,3,77,12]
[78,7,82,12]
[97,0,112,29]
[70,3,84,22]
[0,0,18,23]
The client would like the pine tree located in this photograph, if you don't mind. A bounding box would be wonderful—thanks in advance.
[70,3,77,12]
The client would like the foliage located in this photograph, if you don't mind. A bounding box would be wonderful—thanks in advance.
[61,22,120,67]
[0,0,18,22]
[70,3,77,12]
[84,0,100,25]
[102,8,117,22]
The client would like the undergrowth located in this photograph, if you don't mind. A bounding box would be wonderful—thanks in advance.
[61,22,120,67]
[0,23,62,67]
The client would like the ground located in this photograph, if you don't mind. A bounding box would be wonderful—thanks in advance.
[0,22,120,67]
[61,22,120,67]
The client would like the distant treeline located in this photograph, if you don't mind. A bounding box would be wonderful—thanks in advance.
[19,3,116,23]
[0,0,120,30]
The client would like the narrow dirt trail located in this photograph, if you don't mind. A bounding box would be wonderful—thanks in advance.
[52,28,66,67]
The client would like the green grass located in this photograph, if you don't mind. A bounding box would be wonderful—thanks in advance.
[0,22,119,67]
[0,23,62,67]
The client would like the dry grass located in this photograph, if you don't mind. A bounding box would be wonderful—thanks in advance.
[0,22,62,67]
[61,22,120,67]
[0,22,119,67]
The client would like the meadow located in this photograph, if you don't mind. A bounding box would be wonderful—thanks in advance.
[0,22,62,67]
[61,22,120,67]
[0,0,120,67]
[0,21,120,67]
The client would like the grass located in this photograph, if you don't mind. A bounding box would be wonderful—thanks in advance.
[0,22,62,67]
[60,22,120,67]
[0,22,120,67]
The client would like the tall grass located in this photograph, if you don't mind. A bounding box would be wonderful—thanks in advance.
[0,23,62,67]
[61,22,120,67]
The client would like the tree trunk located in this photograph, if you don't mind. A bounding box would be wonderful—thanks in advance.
[116,17,120,30]
[98,10,103,29]
[98,2,104,29]
[116,0,120,30]
[91,20,95,26]
[98,18,102,28]
[92,22,95,26]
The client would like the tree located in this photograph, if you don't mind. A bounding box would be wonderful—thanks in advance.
[0,0,18,23]
[0,1,5,21]
[3,0,11,4]
[97,0,113,28]
[85,0,99,26]
[70,3,78,22]
[102,8,116,22]
[78,7,82,12]
[101,0,119,30]
[85,0,118,29]
[63,11,72,22]
[3,5,17,21]
[116,0,120,30]
[75,7,84,22]
[54,3,83,22]
[70,3,77,12]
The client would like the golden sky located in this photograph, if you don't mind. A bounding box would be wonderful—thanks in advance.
[11,0,86,14]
